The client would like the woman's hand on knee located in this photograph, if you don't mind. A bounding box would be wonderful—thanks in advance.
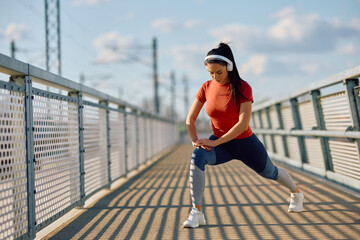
[195,139,212,151]
[192,141,211,151]
[192,141,200,149]
[201,145,212,151]
[196,139,217,148]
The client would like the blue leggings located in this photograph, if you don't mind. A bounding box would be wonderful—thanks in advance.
[192,134,278,179]
[189,134,280,205]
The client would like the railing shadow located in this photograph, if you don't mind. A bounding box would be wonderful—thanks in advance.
[45,145,360,240]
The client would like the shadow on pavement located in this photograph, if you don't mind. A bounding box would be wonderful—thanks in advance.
[45,145,360,240]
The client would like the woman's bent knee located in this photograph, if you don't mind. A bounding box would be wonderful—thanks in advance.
[258,156,278,180]
[191,147,216,171]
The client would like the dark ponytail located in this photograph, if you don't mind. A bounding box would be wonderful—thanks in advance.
[205,43,249,107]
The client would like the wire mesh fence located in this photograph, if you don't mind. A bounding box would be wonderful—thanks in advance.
[250,66,360,189]
[0,54,179,239]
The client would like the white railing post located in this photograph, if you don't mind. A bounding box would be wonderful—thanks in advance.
[143,114,148,161]
[68,91,85,206]
[251,112,257,128]
[275,103,289,157]
[265,107,277,153]
[257,110,268,149]
[135,110,140,168]
[290,98,308,164]
[14,75,36,239]
[100,100,112,187]
[344,78,360,154]
[123,108,129,175]
[311,90,333,171]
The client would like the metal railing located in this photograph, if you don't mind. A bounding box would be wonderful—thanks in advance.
[0,53,179,240]
[250,65,360,193]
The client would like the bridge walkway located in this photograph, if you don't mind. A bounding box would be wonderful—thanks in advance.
[42,144,360,240]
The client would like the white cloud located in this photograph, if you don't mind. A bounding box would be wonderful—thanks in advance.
[209,24,261,47]
[185,20,204,29]
[151,18,204,33]
[209,7,360,53]
[270,6,295,19]
[268,8,316,42]
[239,55,327,79]
[152,19,180,33]
[350,17,360,31]
[3,23,27,41]
[337,44,357,55]
[240,55,267,76]
[73,0,111,6]
[93,31,136,64]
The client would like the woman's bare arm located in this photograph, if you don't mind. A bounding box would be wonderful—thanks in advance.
[196,101,252,147]
[186,99,211,150]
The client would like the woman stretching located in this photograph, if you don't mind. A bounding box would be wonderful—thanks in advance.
[183,43,304,228]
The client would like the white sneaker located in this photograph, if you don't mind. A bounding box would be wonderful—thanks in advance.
[287,191,304,212]
[182,207,206,228]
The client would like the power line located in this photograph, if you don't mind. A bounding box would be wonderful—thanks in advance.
[16,0,43,16]
[14,0,150,69]
[15,0,95,58]
[62,9,96,39]
[13,1,163,115]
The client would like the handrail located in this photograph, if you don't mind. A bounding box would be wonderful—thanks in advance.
[252,65,360,111]
[0,53,167,119]
[253,128,360,139]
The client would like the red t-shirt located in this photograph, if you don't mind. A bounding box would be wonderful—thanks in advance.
[196,79,254,139]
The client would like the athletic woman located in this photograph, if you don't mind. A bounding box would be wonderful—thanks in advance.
[183,43,304,228]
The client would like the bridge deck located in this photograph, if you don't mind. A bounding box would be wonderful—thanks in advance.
[43,144,360,240]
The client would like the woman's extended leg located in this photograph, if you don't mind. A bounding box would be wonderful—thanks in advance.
[277,167,297,192]
[183,147,216,228]
[189,157,205,211]
[258,156,304,212]
[276,167,304,212]
[183,143,233,228]
[223,134,304,212]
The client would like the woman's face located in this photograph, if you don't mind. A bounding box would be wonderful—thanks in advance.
[206,63,230,84]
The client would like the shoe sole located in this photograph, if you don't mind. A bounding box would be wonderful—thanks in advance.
[182,220,206,228]
[182,224,199,228]
[182,215,206,228]
[288,209,303,213]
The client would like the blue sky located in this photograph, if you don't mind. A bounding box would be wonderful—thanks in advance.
[0,0,359,118]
